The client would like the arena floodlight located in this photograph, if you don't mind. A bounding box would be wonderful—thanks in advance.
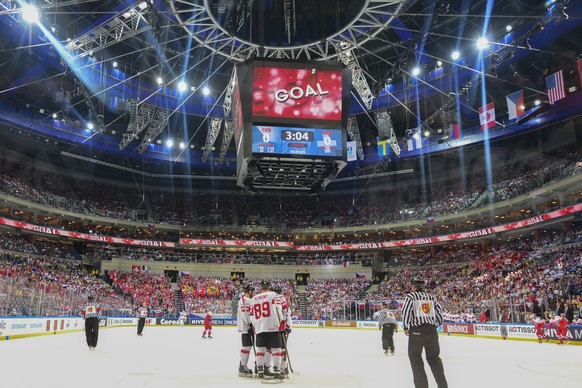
[476,37,489,50]
[166,139,174,148]
[179,142,185,149]
[112,61,118,68]
[156,77,164,85]
[178,81,187,92]
[202,86,210,96]
[412,67,421,76]
[22,4,39,24]
[451,51,460,60]
[505,25,512,32]
[436,61,443,67]
[87,122,94,130]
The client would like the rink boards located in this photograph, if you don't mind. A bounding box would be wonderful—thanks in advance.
[1,316,581,344]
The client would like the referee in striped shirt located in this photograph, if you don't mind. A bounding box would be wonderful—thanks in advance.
[402,279,448,388]
[374,306,397,355]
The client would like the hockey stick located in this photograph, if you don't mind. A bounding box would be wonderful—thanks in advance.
[250,326,258,374]
[276,303,300,376]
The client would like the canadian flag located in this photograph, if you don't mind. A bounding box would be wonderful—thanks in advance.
[478,102,496,131]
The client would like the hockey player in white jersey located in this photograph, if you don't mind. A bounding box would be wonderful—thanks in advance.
[272,285,292,379]
[237,283,256,378]
[250,279,285,381]
[179,311,188,327]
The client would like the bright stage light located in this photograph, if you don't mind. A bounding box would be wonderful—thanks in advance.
[178,81,187,92]
[87,122,94,130]
[22,4,39,24]
[476,37,489,50]
[179,142,185,150]
[202,86,210,96]
[166,139,174,148]
[411,67,420,76]
[156,77,164,85]
[451,51,460,60]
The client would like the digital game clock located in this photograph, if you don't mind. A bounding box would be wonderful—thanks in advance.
[251,125,343,158]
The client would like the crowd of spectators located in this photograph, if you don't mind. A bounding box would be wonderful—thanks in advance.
[1,225,581,323]
[305,278,373,320]
[93,245,376,266]
[0,252,132,316]
[368,241,581,324]
[1,236,82,260]
[105,269,175,315]
[0,148,580,235]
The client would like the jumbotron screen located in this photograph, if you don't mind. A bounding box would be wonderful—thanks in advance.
[233,59,349,166]
[252,66,343,123]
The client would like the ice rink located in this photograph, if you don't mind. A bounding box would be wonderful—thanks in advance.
[0,326,579,388]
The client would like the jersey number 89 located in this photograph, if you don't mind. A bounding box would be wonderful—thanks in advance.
[253,301,271,319]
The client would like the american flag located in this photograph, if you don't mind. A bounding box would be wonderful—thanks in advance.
[545,70,565,104]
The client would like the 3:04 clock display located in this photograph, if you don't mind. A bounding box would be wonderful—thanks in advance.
[251,125,343,158]
[281,130,314,142]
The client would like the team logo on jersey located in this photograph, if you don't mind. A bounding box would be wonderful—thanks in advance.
[421,303,432,314]
[87,307,94,313]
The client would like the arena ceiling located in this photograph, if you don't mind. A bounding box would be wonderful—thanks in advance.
[0,0,580,172]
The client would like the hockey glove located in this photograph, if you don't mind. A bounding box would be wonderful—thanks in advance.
[278,320,287,332]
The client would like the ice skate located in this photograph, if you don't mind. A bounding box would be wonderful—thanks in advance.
[256,366,264,379]
[208,335,213,339]
[390,350,395,355]
[260,366,283,384]
[263,366,274,380]
[238,364,254,378]
[202,335,207,339]
[384,349,388,356]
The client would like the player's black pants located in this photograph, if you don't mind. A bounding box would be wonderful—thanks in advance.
[137,317,146,335]
[381,323,395,351]
[85,317,99,348]
[408,324,448,388]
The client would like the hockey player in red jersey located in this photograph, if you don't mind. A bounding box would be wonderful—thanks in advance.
[530,314,549,343]
[202,311,213,339]
[550,314,570,345]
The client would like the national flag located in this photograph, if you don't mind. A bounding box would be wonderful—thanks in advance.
[478,102,496,131]
[180,271,190,277]
[347,141,357,161]
[131,265,141,274]
[449,123,461,140]
[426,217,435,224]
[377,137,390,157]
[356,273,366,279]
[506,90,525,120]
[545,70,565,104]
[147,223,156,229]
[407,136,423,151]
[142,265,150,272]
[577,59,582,87]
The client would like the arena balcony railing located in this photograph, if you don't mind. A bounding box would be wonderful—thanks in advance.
[0,157,580,246]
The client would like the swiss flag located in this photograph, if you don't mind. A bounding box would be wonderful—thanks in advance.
[478,102,496,131]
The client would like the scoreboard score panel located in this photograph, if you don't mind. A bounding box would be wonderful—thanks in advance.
[252,125,343,158]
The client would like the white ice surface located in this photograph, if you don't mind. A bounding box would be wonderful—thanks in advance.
[0,326,579,388]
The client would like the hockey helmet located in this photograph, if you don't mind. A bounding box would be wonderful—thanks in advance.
[271,286,282,294]
[260,279,272,290]
[243,283,255,294]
